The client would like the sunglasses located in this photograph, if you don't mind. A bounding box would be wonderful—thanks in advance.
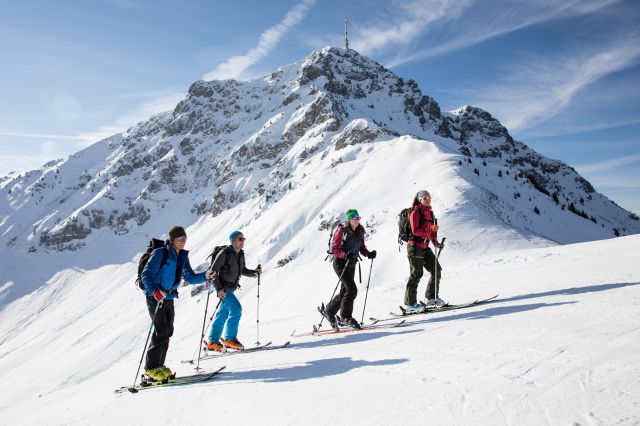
[350,216,361,221]
[174,236,187,242]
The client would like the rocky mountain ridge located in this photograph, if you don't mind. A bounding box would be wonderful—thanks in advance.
[1,47,638,255]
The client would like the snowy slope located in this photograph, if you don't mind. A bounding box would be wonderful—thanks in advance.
[0,232,638,425]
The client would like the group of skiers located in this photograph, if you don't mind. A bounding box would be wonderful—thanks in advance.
[138,189,444,382]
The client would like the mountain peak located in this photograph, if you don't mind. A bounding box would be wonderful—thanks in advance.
[1,47,638,282]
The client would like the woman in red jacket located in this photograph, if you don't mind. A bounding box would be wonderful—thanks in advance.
[404,190,445,311]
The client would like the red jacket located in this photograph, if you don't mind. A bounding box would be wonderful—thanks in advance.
[408,204,439,249]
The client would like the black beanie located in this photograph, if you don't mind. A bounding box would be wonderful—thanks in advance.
[168,226,187,241]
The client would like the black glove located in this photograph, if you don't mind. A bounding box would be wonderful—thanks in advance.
[367,250,377,259]
[347,251,359,262]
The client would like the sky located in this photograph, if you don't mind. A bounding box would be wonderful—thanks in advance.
[1,0,638,213]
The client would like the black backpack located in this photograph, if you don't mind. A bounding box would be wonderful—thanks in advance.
[136,238,169,290]
[206,245,243,284]
[398,207,428,245]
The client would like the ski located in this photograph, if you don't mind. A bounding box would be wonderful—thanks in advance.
[291,319,406,337]
[115,365,226,394]
[369,294,499,324]
[181,341,291,364]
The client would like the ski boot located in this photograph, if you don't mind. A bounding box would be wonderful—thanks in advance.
[423,297,447,308]
[404,303,425,313]
[318,304,339,331]
[340,317,362,330]
[220,338,244,351]
[203,340,224,352]
[142,367,170,385]
[160,365,176,379]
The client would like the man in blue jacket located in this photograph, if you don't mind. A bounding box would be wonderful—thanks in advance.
[141,225,208,381]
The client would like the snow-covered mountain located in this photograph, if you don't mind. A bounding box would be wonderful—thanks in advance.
[1,47,639,425]
[1,46,638,308]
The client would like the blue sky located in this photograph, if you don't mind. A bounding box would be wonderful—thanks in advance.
[1,0,638,213]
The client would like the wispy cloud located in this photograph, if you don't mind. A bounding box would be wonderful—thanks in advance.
[325,0,623,67]
[77,92,184,142]
[385,0,623,67]
[203,0,315,81]
[576,154,640,174]
[0,93,183,146]
[519,118,640,139]
[463,39,640,131]
[0,129,87,140]
[351,0,471,56]
[0,91,184,176]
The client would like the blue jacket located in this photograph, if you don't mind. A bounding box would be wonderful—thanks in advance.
[141,241,206,300]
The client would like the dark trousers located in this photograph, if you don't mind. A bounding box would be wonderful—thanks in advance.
[144,297,175,370]
[404,244,442,305]
[326,258,358,319]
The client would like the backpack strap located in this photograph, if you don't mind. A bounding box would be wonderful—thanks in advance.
[408,206,427,243]
[160,247,169,269]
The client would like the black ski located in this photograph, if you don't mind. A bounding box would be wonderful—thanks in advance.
[181,341,290,364]
[115,365,226,394]
[369,294,499,324]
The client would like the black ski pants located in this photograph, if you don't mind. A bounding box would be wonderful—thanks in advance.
[404,244,442,305]
[144,296,175,370]
[326,257,358,320]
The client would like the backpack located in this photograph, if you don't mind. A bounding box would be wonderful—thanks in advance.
[325,220,347,261]
[136,238,169,290]
[207,245,243,285]
[398,206,427,245]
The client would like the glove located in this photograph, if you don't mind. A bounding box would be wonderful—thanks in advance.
[254,265,262,276]
[153,289,166,302]
[206,270,216,281]
[367,250,377,259]
[347,251,359,261]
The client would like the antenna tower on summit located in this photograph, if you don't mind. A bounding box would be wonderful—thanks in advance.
[344,17,349,49]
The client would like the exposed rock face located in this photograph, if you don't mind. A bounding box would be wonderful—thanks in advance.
[1,47,638,252]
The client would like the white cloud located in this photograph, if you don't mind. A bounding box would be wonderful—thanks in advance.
[330,0,624,67]
[351,0,471,56]
[0,91,184,176]
[464,40,640,131]
[0,129,87,140]
[77,92,185,143]
[576,154,640,174]
[203,0,315,81]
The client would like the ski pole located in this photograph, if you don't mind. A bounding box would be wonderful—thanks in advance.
[195,296,222,371]
[360,258,374,325]
[318,257,351,329]
[128,300,162,393]
[434,237,446,300]
[255,264,261,347]
[193,280,213,371]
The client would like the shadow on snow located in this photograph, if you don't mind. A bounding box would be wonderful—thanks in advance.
[493,281,640,304]
[211,356,409,384]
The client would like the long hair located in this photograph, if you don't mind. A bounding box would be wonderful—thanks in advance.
[344,221,365,238]
[411,192,421,207]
